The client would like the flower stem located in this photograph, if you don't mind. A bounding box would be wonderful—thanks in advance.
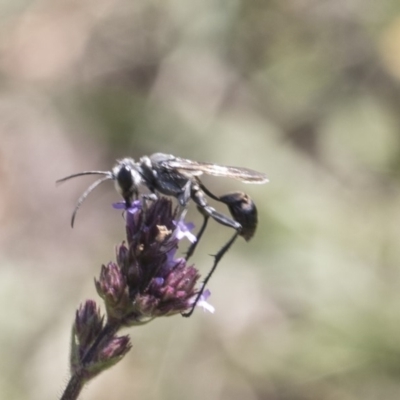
[60,373,85,400]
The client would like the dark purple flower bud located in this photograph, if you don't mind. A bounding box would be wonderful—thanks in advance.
[95,262,132,323]
[98,335,132,363]
[116,242,129,271]
[74,300,104,349]
[71,300,105,372]
[95,262,125,306]
[82,334,132,380]
[149,263,201,317]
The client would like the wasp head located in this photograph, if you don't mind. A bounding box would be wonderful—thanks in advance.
[112,158,143,207]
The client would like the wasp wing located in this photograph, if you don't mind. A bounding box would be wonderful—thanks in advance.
[160,157,269,184]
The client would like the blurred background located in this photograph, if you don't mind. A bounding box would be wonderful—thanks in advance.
[2,0,400,399]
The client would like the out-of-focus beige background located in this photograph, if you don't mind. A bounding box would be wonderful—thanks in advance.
[2,1,400,399]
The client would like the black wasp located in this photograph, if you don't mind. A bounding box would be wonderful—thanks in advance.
[57,153,268,317]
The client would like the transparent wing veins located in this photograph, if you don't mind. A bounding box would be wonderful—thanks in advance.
[162,158,269,184]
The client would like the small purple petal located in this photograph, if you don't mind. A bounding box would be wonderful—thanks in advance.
[112,200,142,213]
[167,247,177,261]
[202,289,211,301]
[173,220,197,243]
[112,201,126,210]
[114,200,142,232]
[126,200,142,214]
[194,289,215,313]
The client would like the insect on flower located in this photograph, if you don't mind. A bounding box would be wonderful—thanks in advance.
[57,153,268,317]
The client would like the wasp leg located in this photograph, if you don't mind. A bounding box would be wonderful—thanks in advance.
[185,187,242,259]
[182,185,259,317]
[184,190,241,260]
[185,212,209,261]
[186,183,258,259]
[178,180,192,207]
[174,180,192,222]
[198,181,258,240]
[139,192,158,221]
[182,229,240,318]
[182,187,243,317]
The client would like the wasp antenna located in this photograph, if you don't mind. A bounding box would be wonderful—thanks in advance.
[70,175,112,227]
[56,171,112,186]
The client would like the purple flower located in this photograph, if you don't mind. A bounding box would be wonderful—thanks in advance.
[103,198,203,323]
[63,198,212,400]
